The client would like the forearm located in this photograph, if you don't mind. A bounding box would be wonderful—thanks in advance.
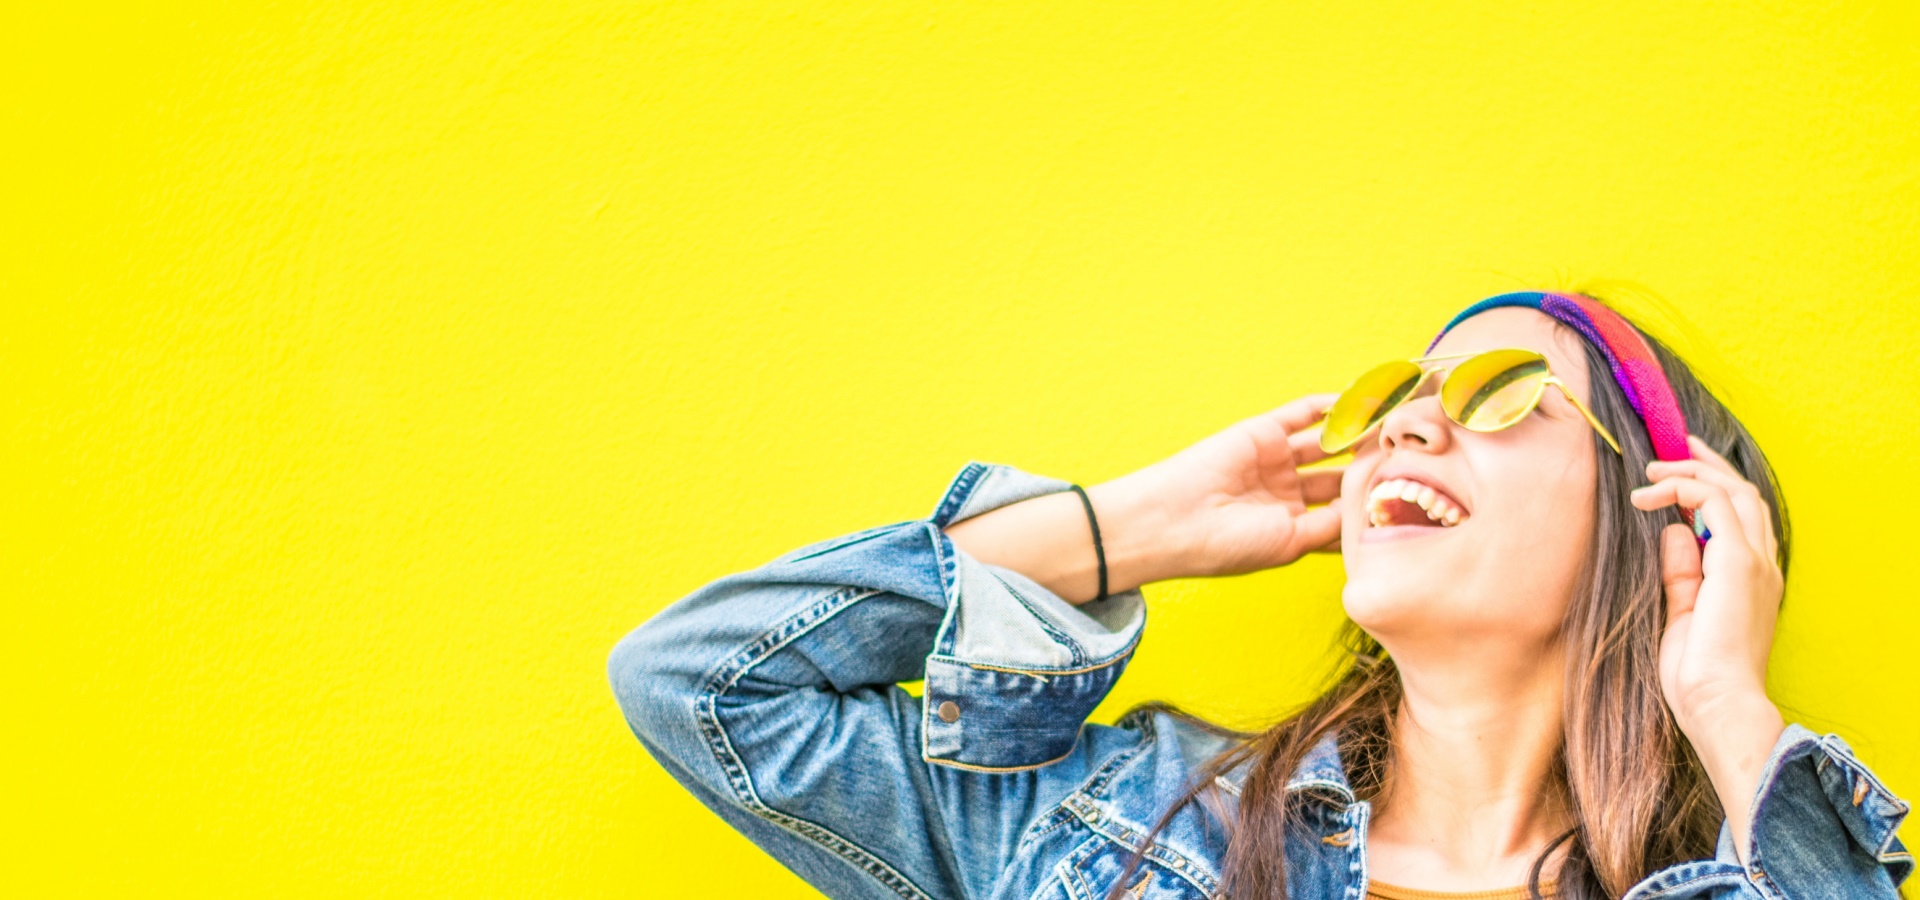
[1681,691,1787,866]
[941,471,1185,605]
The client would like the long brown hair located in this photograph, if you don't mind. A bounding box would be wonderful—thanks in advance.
[1106,295,1791,900]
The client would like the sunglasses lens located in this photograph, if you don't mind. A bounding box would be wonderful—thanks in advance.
[1441,350,1551,432]
[1320,361,1425,452]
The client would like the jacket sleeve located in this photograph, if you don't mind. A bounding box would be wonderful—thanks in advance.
[607,461,1152,900]
[1716,723,1912,898]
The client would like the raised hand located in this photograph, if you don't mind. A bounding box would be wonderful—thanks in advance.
[1100,393,1346,580]
[1629,433,1786,861]
[943,394,1345,605]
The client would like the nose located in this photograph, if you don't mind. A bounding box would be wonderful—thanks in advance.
[1377,374,1452,453]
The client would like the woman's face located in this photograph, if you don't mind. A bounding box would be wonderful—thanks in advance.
[1339,308,1603,649]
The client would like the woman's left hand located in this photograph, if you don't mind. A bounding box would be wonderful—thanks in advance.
[1630,433,1786,861]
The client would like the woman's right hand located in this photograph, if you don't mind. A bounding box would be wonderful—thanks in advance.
[944,394,1345,604]
[1095,393,1346,582]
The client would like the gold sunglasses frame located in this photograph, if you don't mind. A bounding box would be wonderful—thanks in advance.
[1319,349,1624,455]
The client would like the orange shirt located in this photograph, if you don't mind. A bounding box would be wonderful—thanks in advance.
[1367,879,1557,900]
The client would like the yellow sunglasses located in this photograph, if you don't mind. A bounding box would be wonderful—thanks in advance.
[1318,348,1623,455]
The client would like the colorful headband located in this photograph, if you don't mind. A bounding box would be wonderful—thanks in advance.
[1426,291,1707,541]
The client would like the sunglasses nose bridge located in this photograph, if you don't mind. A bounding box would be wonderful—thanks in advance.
[1353,368,1452,455]
[1408,364,1449,400]
[1384,368,1454,433]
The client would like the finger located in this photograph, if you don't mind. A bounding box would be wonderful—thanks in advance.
[1237,394,1339,467]
[1659,522,1703,621]
[1311,537,1343,555]
[1630,476,1759,562]
[1289,426,1342,467]
[1301,467,1346,505]
[1643,459,1771,555]
[1683,433,1738,475]
[1269,393,1342,435]
[1683,434,1778,563]
[1286,506,1342,559]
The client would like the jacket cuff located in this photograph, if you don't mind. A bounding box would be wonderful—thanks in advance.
[1741,722,1913,894]
[918,461,1146,771]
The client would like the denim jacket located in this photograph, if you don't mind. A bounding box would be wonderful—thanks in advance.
[608,461,1913,900]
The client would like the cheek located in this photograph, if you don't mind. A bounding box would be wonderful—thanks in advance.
[1338,462,1377,529]
[1481,459,1599,601]
[1513,461,1598,541]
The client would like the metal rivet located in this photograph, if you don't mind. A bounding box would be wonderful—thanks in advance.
[937,700,960,723]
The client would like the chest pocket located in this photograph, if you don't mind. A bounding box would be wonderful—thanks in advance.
[1054,834,1214,900]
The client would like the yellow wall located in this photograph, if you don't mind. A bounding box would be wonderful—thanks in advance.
[7,2,1917,895]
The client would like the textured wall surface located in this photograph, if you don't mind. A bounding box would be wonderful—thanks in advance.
[6,2,1918,896]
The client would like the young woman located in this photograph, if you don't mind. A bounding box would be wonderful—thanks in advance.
[608,291,1912,900]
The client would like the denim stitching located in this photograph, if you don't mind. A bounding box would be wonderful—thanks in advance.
[1619,869,1745,900]
[922,525,958,766]
[1060,796,1219,896]
[1081,711,1160,798]
[1031,859,1072,900]
[931,525,960,635]
[990,570,1088,666]
[1011,717,1160,848]
[939,633,1140,676]
[937,600,1144,678]
[1818,735,1913,867]
[1019,806,1078,844]
[693,584,937,900]
[1346,801,1370,900]
[921,746,1081,773]
[1055,834,1104,900]
[930,462,989,526]
[920,517,1136,770]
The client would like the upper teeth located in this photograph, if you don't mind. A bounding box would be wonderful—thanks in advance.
[1367,478,1466,528]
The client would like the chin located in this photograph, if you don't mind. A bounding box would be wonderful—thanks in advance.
[1339,572,1445,636]
[1339,534,1490,637]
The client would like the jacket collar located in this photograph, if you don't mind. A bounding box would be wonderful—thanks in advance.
[1214,728,1355,804]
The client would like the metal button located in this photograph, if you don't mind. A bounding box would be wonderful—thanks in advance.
[937,700,960,723]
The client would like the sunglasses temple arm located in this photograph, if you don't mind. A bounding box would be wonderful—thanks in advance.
[1547,379,1624,455]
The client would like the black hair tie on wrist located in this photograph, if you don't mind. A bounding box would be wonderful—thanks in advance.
[1068,484,1108,603]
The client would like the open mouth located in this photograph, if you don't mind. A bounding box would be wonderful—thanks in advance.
[1365,477,1470,529]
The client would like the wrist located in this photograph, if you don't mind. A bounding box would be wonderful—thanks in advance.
[1675,684,1779,741]
[1678,688,1784,790]
[1085,471,1189,592]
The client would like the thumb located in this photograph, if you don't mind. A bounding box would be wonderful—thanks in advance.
[1660,522,1703,621]
[1284,506,1343,561]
